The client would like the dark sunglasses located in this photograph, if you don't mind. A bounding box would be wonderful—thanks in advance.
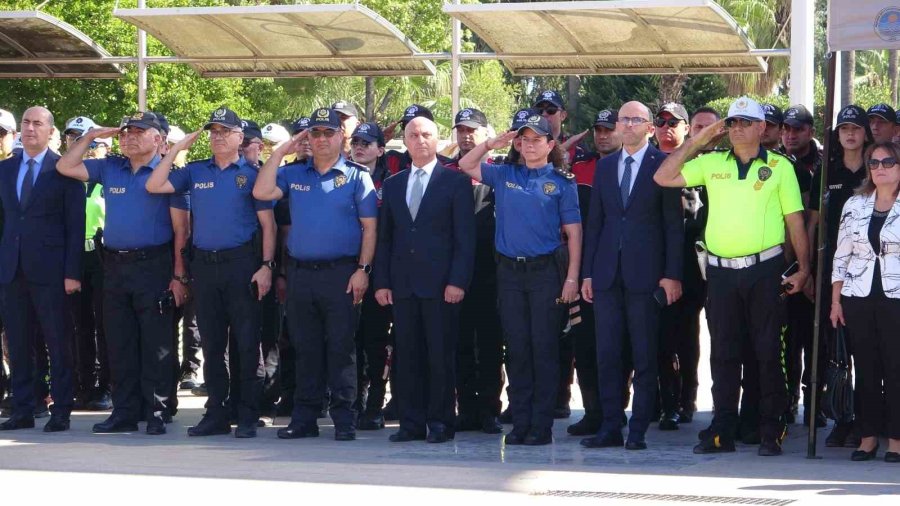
[350,139,372,148]
[537,106,560,115]
[868,157,897,170]
[654,117,684,128]
[309,129,338,139]
[241,139,262,148]
[0,128,8,137]
[724,118,757,129]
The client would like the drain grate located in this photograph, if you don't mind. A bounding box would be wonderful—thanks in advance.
[532,490,794,505]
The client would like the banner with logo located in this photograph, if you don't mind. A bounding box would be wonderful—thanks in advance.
[828,1,900,51]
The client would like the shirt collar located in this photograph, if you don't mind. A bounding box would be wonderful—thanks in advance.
[206,155,244,170]
[727,145,768,164]
[620,142,650,165]
[122,154,161,171]
[23,148,49,168]
[306,155,349,175]
[411,157,438,176]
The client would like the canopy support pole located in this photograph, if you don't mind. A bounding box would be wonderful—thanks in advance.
[451,0,461,120]
[137,0,147,110]
[789,0,814,111]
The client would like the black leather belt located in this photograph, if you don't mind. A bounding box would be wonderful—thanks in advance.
[291,256,357,271]
[104,243,170,263]
[193,241,255,263]
[497,253,553,271]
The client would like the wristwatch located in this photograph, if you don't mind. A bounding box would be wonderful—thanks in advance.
[358,263,372,274]
[261,260,277,270]
[172,274,190,285]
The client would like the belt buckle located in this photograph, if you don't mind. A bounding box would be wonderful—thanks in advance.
[515,256,527,263]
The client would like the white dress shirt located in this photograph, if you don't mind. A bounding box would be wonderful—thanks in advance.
[406,158,437,207]
[617,142,650,195]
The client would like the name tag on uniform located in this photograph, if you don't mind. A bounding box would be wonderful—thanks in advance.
[505,181,523,190]
[829,184,843,190]
[710,173,731,180]
[109,187,126,195]
[194,182,214,190]
[291,183,311,191]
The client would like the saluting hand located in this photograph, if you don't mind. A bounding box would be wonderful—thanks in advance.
[381,120,401,141]
[171,130,202,154]
[693,119,727,148]
[485,131,518,151]
[444,285,465,304]
[280,130,309,155]
[87,127,122,140]
[347,269,368,305]
[561,129,589,153]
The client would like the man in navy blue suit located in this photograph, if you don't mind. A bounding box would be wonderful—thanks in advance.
[579,101,684,450]
[374,116,476,444]
[0,106,85,432]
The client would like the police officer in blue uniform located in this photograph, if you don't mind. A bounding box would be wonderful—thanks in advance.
[145,107,276,439]
[458,114,582,446]
[254,108,377,442]
[56,112,190,435]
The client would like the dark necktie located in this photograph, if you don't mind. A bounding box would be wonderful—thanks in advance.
[620,155,634,205]
[20,158,35,207]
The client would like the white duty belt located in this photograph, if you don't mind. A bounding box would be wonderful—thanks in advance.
[707,245,783,269]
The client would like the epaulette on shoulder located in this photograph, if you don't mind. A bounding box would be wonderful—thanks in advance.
[555,166,575,181]
[344,159,367,172]
[769,148,796,163]
[697,147,729,156]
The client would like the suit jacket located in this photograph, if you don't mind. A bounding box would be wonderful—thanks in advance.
[0,151,85,285]
[374,163,476,299]
[582,144,683,292]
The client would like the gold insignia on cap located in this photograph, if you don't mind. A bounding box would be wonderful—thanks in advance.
[543,182,557,194]
[235,174,248,189]
[528,115,541,123]
[131,112,143,120]
[317,109,330,119]
[214,108,227,119]
[736,99,748,109]
[334,174,347,188]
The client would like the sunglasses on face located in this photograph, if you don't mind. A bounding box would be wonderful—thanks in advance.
[654,117,683,128]
[868,157,897,170]
[309,129,338,139]
[350,139,372,148]
[241,139,262,148]
[537,106,560,116]
[618,117,649,127]
[724,118,757,129]
[0,128,7,137]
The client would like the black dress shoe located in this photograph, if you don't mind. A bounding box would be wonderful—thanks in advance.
[455,413,481,432]
[34,403,50,419]
[524,428,552,446]
[677,408,695,424]
[190,383,208,397]
[625,436,648,450]
[884,451,900,463]
[179,371,200,390]
[481,416,503,434]
[698,424,713,440]
[693,434,736,454]
[504,427,528,445]
[498,407,513,424]
[87,391,112,411]
[0,416,35,430]
[187,416,231,437]
[93,414,139,433]
[758,439,783,456]
[235,425,257,438]
[851,444,879,461]
[358,413,385,431]
[580,431,624,449]
[389,428,426,442]
[43,416,70,432]
[741,428,761,445]
[825,423,852,448]
[277,424,319,439]
[567,415,601,436]
[427,428,453,443]
[553,405,571,419]
[658,412,679,431]
[335,428,356,441]
[146,417,166,435]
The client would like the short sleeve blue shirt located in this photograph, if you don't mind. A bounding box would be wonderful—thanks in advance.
[276,156,377,261]
[84,155,189,250]
[480,162,580,257]
[168,157,270,251]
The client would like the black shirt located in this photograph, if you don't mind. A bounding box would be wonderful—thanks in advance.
[809,158,867,254]
[869,209,888,298]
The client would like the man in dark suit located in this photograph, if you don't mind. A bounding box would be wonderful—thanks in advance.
[374,116,476,443]
[0,106,85,432]
[580,101,684,450]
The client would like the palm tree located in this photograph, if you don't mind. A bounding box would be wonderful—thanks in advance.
[717,0,791,95]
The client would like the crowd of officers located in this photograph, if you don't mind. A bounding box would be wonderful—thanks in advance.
[0,90,897,461]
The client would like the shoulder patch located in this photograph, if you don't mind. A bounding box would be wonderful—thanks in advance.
[554,166,575,180]
[343,159,368,172]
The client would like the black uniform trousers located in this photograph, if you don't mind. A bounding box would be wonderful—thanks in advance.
[356,287,392,416]
[706,255,788,441]
[191,245,263,427]
[842,295,900,439]
[286,260,358,429]
[658,260,704,417]
[68,248,108,400]
[594,260,660,437]
[785,292,824,412]
[103,246,176,421]
[1,267,74,418]
[392,295,459,433]
[572,299,600,417]
[229,288,281,420]
[176,300,201,376]
[457,266,504,420]
[498,259,564,432]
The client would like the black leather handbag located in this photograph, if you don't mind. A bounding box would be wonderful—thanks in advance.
[822,324,854,423]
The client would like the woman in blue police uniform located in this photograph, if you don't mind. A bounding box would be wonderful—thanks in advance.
[146,107,276,439]
[458,113,582,446]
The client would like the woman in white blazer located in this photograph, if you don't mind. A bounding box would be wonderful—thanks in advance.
[831,141,900,463]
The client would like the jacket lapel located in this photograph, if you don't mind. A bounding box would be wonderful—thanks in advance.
[393,169,413,224]
[605,150,625,212]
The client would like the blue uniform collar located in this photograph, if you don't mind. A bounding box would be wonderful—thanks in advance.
[306,155,349,175]
[121,153,161,171]
[522,162,554,175]
[206,155,245,170]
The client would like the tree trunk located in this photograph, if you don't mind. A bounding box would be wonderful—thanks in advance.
[566,75,581,124]
[365,77,375,121]
[658,74,688,105]
[840,50,855,109]
[889,50,899,107]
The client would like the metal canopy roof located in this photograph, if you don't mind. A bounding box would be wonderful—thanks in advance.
[443,0,767,76]
[113,3,436,78]
[0,11,123,79]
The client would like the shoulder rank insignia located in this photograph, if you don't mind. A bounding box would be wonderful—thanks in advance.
[554,166,575,180]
